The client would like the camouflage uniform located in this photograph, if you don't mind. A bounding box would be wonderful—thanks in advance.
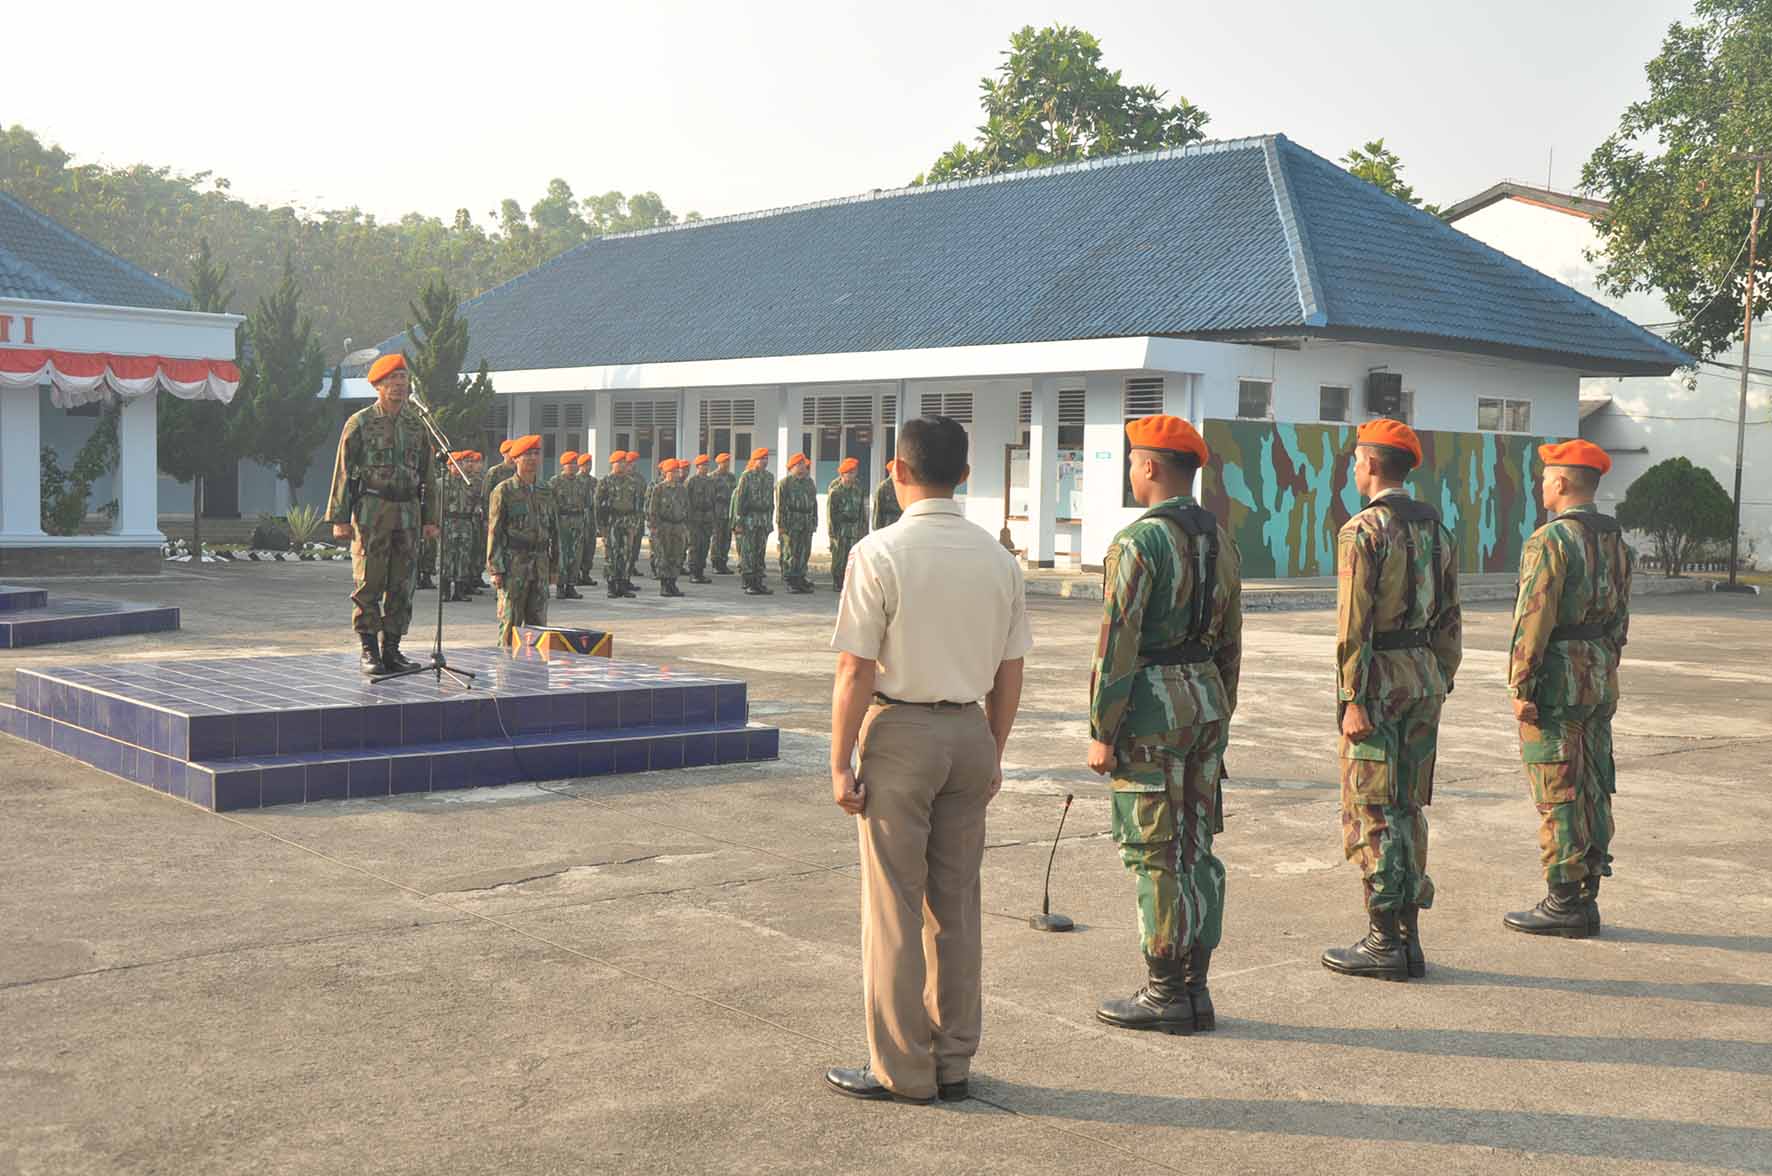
[1334,488,1462,914]
[577,472,599,584]
[776,472,818,585]
[1508,503,1631,886]
[730,466,776,582]
[873,477,903,529]
[709,467,738,571]
[439,463,478,595]
[483,459,516,500]
[685,468,717,578]
[825,476,869,590]
[324,402,438,639]
[646,477,690,584]
[487,477,556,647]
[626,471,650,576]
[553,472,588,594]
[597,469,644,588]
[1091,496,1243,963]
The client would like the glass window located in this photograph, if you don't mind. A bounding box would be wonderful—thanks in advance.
[1477,398,1504,431]
[1505,400,1532,432]
[1319,385,1349,421]
[1237,379,1272,419]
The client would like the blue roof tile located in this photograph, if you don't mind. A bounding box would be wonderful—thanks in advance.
[0,191,189,311]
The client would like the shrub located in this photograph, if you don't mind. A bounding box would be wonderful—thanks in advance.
[1616,456,1733,577]
[284,503,325,547]
[250,513,292,551]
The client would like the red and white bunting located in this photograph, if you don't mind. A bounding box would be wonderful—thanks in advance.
[0,347,241,408]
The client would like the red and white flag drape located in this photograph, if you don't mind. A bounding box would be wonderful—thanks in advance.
[0,348,241,408]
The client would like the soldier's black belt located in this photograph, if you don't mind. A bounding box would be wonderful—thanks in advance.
[1139,642,1215,666]
[1549,622,1606,642]
[873,693,975,711]
[1372,628,1432,651]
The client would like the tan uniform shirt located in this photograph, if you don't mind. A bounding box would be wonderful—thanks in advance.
[830,498,1033,703]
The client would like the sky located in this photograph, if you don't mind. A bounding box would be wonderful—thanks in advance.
[10,0,1693,228]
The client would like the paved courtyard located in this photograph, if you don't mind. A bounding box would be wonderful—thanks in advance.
[2,561,1768,1175]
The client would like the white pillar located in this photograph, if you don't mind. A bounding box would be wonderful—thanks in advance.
[591,391,611,470]
[0,385,45,538]
[1026,376,1061,567]
[776,385,796,477]
[112,392,164,540]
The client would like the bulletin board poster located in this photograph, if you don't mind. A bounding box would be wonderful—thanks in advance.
[1057,448,1085,519]
[1008,448,1030,517]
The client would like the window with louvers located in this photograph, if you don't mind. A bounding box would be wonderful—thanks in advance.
[611,401,678,431]
[801,396,878,426]
[539,403,561,430]
[919,390,973,422]
[1020,386,1086,430]
[1122,377,1166,507]
[564,403,585,429]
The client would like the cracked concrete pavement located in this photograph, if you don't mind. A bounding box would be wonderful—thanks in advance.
[1,560,1768,1175]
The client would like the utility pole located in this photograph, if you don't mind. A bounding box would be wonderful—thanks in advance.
[1722,152,1768,592]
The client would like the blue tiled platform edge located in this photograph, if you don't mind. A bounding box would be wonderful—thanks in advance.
[0,584,178,648]
[0,648,779,811]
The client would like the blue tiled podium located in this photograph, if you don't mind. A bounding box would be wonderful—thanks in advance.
[0,584,179,648]
[0,648,779,811]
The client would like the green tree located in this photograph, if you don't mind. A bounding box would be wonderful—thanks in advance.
[403,277,497,457]
[239,254,334,502]
[158,238,241,553]
[1582,0,1770,360]
[916,25,1210,184]
[1616,455,1734,576]
[1342,139,1441,214]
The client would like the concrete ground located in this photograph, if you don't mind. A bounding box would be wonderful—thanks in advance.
[1,561,1768,1176]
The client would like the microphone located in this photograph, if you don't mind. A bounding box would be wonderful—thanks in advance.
[1029,793,1076,932]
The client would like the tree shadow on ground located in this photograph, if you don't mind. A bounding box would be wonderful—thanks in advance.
[958,1081,1772,1171]
[1429,965,1772,1008]
[1599,926,1772,954]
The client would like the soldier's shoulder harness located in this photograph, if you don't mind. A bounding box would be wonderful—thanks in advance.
[1133,501,1220,665]
[1552,509,1622,535]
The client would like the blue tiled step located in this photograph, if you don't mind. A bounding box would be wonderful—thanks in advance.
[0,584,50,612]
[0,598,178,648]
[0,702,779,812]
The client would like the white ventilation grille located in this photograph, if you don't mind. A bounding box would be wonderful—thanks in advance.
[919,391,973,422]
[564,403,585,429]
[483,401,509,431]
[803,395,878,426]
[700,398,757,429]
[1059,387,1086,423]
[539,402,561,429]
[612,401,674,430]
[1123,377,1164,418]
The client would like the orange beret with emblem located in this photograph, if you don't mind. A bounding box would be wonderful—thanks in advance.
[1356,418,1422,467]
[1538,439,1611,475]
[366,353,407,384]
[1124,415,1209,465]
[508,435,542,458]
[559,451,579,466]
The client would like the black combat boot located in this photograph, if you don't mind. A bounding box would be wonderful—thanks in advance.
[1184,944,1215,1032]
[1503,881,1593,938]
[1097,954,1195,1034]
[619,578,638,598]
[417,570,434,590]
[1321,908,1410,981]
[662,579,685,597]
[714,562,734,575]
[607,580,625,599]
[358,632,384,675]
[1399,905,1427,978]
[381,634,421,672]
[559,581,581,600]
[585,575,599,587]
[1580,874,1602,934]
[445,581,464,603]
[690,572,713,585]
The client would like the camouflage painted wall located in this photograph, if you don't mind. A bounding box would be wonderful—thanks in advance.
[1200,419,1546,578]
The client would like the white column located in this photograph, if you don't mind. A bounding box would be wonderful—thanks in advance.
[1026,376,1061,568]
[591,392,612,470]
[775,385,796,476]
[0,385,45,538]
[112,392,164,540]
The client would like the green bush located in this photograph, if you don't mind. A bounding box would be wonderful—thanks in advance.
[1616,456,1733,577]
[249,513,292,551]
[284,503,325,547]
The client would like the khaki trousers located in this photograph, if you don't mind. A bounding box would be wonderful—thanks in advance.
[855,701,997,1099]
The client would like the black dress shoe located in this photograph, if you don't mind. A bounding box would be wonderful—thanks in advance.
[823,1065,933,1105]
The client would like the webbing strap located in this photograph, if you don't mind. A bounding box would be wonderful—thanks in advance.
[1137,502,1220,651]
[1359,496,1445,647]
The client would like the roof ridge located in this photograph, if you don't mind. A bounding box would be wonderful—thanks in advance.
[1272,139,1693,368]
[1261,136,1325,327]
[0,189,189,305]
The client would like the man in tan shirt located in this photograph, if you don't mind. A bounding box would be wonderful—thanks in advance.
[825,415,1032,1105]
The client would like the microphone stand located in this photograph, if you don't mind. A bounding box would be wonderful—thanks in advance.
[371,392,477,690]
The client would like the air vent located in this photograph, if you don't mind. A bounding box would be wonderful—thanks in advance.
[1123,377,1164,418]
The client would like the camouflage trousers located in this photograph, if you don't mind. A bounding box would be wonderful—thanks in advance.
[711,517,734,569]
[1338,695,1442,913]
[419,532,438,579]
[496,555,550,647]
[736,526,770,578]
[779,527,813,580]
[1520,703,1616,885]
[650,523,688,578]
[686,521,713,576]
[578,523,598,582]
[627,519,644,578]
[440,516,476,585]
[350,525,418,636]
[829,531,862,587]
[472,516,488,583]
[557,517,586,587]
[1110,721,1228,960]
[603,515,639,583]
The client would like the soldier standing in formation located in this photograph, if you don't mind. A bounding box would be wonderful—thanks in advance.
[647,458,691,597]
[1503,440,1631,939]
[484,440,517,501]
[1322,419,1462,982]
[825,457,869,593]
[575,452,600,588]
[685,454,717,584]
[463,451,488,595]
[597,451,642,599]
[873,460,904,529]
[776,453,819,593]
[439,450,479,603]
[552,452,588,600]
[732,448,776,596]
[1089,416,1242,1035]
[709,452,738,574]
[486,435,556,646]
[626,452,648,583]
[324,354,439,676]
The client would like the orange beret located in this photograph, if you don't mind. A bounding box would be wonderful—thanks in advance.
[715,452,731,462]
[838,457,859,474]
[1539,439,1611,475]
[508,435,542,458]
[1125,415,1209,465]
[498,440,515,457]
[468,451,483,462]
[575,453,592,466]
[788,453,809,469]
[693,454,710,466]
[1356,418,1422,467]
[559,451,579,466]
[366,353,407,384]
[624,451,640,463]
[751,447,771,461]
[886,459,896,474]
